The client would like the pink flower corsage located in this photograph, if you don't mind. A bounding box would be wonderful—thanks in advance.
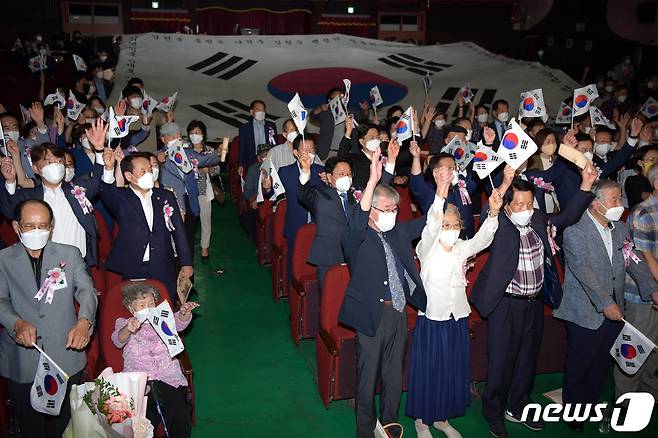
[461,257,476,285]
[547,224,561,256]
[531,176,555,192]
[457,179,472,205]
[163,200,176,231]
[353,189,363,203]
[622,238,641,267]
[34,261,66,304]
[71,185,93,214]
[268,127,275,145]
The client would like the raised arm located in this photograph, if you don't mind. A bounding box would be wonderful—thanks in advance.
[463,189,501,257]
[550,162,597,231]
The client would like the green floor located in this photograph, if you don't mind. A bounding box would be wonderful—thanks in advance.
[185,200,658,437]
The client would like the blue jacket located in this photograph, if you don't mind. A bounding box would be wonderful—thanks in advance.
[238,119,277,169]
[277,162,324,244]
[17,132,51,179]
[99,182,192,279]
[339,206,428,337]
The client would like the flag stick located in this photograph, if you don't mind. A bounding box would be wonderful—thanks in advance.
[488,174,495,191]
[31,343,70,380]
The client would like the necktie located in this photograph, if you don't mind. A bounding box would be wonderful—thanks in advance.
[339,192,349,221]
[377,233,406,312]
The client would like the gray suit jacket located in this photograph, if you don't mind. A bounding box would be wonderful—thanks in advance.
[554,212,658,330]
[0,241,97,383]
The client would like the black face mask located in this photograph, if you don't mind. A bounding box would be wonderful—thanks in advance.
[82,84,90,95]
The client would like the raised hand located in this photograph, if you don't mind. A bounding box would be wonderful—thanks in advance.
[103,147,116,170]
[125,318,142,334]
[489,189,503,215]
[113,145,125,163]
[563,129,578,148]
[422,104,436,126]
[54,107,65,134]
[409,140,421,158]
[483,126,496,145]
[369,147,382,183]
[345,114,354,138]
[179,302,200,320]
[630,117,644,137]
[166,110,175,123]
[6,140,20,158]
[580,162,599,191]
[299,151,312,172]
[387,138,400,164]
[1,157,16,183]
[435,167,452,197]
[115,99,127,116]
[85,118,108,151]
[29,102,45,125]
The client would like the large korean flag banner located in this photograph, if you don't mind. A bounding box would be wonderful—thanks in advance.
[499,118,538,170]
[111,34,578,140]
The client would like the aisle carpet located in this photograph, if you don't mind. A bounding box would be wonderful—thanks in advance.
[185,200,657,437]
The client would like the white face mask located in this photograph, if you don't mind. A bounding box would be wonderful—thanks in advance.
[617,95,627,103]
[605,85,614,93]
[307,153,316,163]
[439,229,460,248]
[5,130,20,143]
[465,129,473,142]
[584,126,591,134]
[19,229,50,251]
[129,97,142,110]
[434,119,446,129]
[373,210,397,232]
[134,172,154,190]
[41,163,65,184]
[335,176,352,193]
[64,167,75,182]
[365,138,380,152]
[85,118,96,124]
[94,106,105,115]
[152,166,159,181]
[95,71,104,80]
[451,170,459,186]
[81,137,91,150]
[600,204,624,222]
[132,307,151,323]
[477,114,488,123]
[99,55,108,62]
[510,209,534,227]
[254,111,266,122]
[594,143,612,156]
[286,131,298,143]
[583,151,594,161]
[497,112,509,122]
[189,134,204,145]
[166,138,180,149]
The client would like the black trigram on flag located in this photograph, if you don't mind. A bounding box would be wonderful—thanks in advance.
[520,140,529,150]
[187,52,258,80]
[152,316,160,325]
[475,163,487,170]
[625,361,636,368]
[168,339,178,346]
[42,362,50,371]
[56,374,64,384]
[508,153,518,160]
[378,53,452,76]
[46,400,56,409]
[191,100,283,129]
[587,88,594,95]
[638,345,646,354]
[623,334,631,341]
[491,155,500,161]
[36,385,43,397]
[436,87,499,116]
[160,309,170,318]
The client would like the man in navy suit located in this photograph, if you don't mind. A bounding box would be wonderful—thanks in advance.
[238,99,277,177]
[339,148,429,438]
[485,99,510,150]
[0,143,113,268]
[469,163,598,438]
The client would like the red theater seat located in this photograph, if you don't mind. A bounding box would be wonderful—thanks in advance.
[271,200,288,301]
[396,186,416,222]
[289,224,318,344]
[0,218,17,247]
[228,136,240,202]
[256,200,274,267]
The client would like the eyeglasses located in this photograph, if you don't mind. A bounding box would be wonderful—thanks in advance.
[373,206,398,214]
[442,223,461,231]
[333,172,352,178]
[19,224,51,232]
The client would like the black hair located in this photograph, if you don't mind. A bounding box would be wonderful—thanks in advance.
[325,157,352,174]
[503,178,535,205]
[386,105,404,120]
[186,120,207,138]
[127,77,144,88]
[14,199,54,223]
[445,125,468,135]
[575,132,594,145]
[475,104,489,113]
[30,143,64,164]
[325,87,342,101]
[292,135,314,151]
[120,152,152,176]
[249,99,266,110]
[282,118,295,131]
[423,153,455,186]
[594,126,614,136]
[630,145,658,172]
[526,119,545,132]
[122,85,143,99]
[88,95,104,107]
[357,123,379,140]
[491,99,509,112]
[453,117,471,127]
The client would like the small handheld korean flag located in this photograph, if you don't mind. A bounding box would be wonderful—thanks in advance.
[287,93,308,133]
[30,343,69,415]
[498,118,538,170]
[44,91,66,109]
[257,161,286,203]
[423,72,432,95]
[395,107,414,143]
[611,320,656,375]
[639,97,658,119]
[20,105,32,125]
[156,92,178,112]
[472,142,504,179]
[519,89,546,118]
[72,54,87,72]
[167,139,193,174]
[555,102,573,125]
[0,120,7,157]
[65,91,85,121]
[108,107,139,139]
[369,86,384,107]
[141,93,158,118]
[441,136,473,171]
[460,84,474,104]
[572,84,599,117]
[28,55,46,73]
[342,79,351,107]
[589,106,616,130]
[149,301,185,358]
[329,95,347,126]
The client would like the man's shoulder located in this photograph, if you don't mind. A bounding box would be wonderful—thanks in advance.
[279,163,297,177]
[239,120,253,131]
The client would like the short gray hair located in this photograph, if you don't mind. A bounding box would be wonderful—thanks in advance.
[647,164,658,188]
[160,122,181,137]
[444,203,464,229]
[372,184,399,208]
[591,179,621,203]
[121,281,161,309]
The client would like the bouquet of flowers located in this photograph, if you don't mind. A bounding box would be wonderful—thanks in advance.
[63,368,153,438]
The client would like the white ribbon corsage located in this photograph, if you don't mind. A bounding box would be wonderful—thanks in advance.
[622,238,642,267]
[71,185,93,214]
[34,261,67,304]
[163,200,176,232]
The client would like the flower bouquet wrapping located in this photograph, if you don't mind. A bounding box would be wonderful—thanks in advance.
[63,367,153,438]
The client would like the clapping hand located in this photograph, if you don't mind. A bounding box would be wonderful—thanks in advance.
[179,302,200,321]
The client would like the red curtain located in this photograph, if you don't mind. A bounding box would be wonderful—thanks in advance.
[196,7,311,35]
[316,15,375,38]
[129,9,191,34]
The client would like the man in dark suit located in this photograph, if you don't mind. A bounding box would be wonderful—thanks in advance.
[310,87,344,160]
[469,163,598,438]
[0,143,112,268]
[98,143,193,296]
[238,99,277,177]
[485,99,510,150]
[339,148,429,438]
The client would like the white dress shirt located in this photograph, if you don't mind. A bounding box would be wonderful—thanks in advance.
[587,210,613,263]
[43,185,87,258]
[130,187,154,262]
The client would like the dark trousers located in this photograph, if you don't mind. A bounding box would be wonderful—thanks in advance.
[316,264,330,301]
[355,305,407,438]
[482,296,544,425]
[563,319,623,405]
[146,380,192,438]
[184,196,198,257]
[7,371,82,438]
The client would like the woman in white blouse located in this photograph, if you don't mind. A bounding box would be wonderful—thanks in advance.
[407,167,503,438]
